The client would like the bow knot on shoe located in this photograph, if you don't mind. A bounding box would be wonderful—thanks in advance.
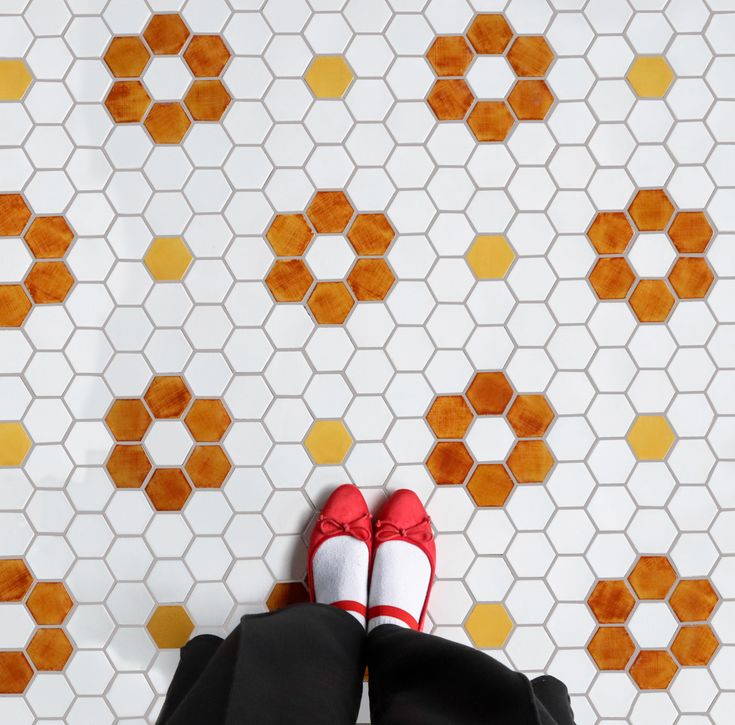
[374,516,432,543]
[317,512,372,542]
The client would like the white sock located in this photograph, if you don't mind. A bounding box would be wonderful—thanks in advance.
[312,535,369,627]
[367,540,431,633]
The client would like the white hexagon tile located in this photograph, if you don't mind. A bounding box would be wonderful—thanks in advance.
[0,0,734,723]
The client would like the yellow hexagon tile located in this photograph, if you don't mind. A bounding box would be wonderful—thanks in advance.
[144,237,193,281]
[466,235,516,279]
[305,56,354,99]
[0,60,33,100]
[0,422,32,466]
[147,605,195,648]
[304,420,353,464]
[627,415,676,461]
[465,603,514,648]
[627,56,675,98]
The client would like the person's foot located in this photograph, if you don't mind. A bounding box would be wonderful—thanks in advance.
[367,489,435,633]
[308,484,372,627]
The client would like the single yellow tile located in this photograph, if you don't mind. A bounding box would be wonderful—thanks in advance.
[627,56,674,98]
[0,422,32,466]
[305,56,354,99]
[304,420,353,464]
[466,235,516,279]
[144,237,193,281]
[147,605,194,648]
[465,603,513,648]
[0,60,33,101]
[627,415,676,461]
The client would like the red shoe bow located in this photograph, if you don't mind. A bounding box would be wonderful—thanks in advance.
[374,516,432,543]
[317,512,372,542]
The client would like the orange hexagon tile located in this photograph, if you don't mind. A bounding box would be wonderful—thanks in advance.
[307,281,355,325]
[629,650,678,690]
[305,56,354,99]
[427,79,475,120]
[0,59,33,101]
[465,603,513,648]
[144,237,193,281]
[145,102,192,144]
[507,36,554,77]
[507,79,554,121]
[467,101,515,142]
[629,279,675,322]
[0,422,32,465]
[185,445,232,488]
[669,580,718,622]
[347,258,395,301]
[627,415,676,461]
[144,376,192,419]
[587,627,635,670]
[304,420,352,465]
[467,465,514,507]
[589,258,636,300]
[307,191,354,233]
[506,395,554,438]
[26,582,73,625]
[105,80,152,123]
[627,556,678,600]
[426,36,474,77]
[628,189,675,232]
[106,399,153,442]
[267,582,309,611]
[668,211,713,253]
[24,261,74,304]
[104,36,151,78]
[0,652,33,694]
[0,285,32,327]
[426,396,474,439]
[466,235,515,279]
[184,35,231,77]
[668,257,714,299]
[671,624,719,666]
[466,14,514,55]
[184,80,231,121]
[0,194,32,235]
[184,400,232,443]
[146,468,192,510]
[426,441,474,485]
[106,444,153,488]
[26,629,73,671]
[506,440,554,483]
[266,259,315,302]
[147,605,195,648]
[588,581,636,624]
[0,559,33,602]
[627,56,675,98]
[587,212,634,255]
[266,214,314,257]
[347,214,395,256]
[24,216,74,259]
[143,14,191,55]
[466,372,514,415]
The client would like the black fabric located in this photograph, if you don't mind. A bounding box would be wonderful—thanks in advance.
[157,603,575,725]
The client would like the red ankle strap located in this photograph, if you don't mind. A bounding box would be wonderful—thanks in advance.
[367,605,419,631]
[331,600,367,617]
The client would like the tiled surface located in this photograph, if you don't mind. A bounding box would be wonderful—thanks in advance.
[0,1,734,723]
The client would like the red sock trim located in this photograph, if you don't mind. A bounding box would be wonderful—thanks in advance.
[331,600,367,616]
[367,605,419,630]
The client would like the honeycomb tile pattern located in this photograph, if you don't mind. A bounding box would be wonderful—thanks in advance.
[0,2,734,723]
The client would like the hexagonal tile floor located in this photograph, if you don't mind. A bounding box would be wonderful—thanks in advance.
[0,1,734,723]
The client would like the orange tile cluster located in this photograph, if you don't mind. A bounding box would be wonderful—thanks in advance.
[425,14,555,142]
[0,560,74,693]
[425,371,555,504]
[588,189,715,322]
[105,376,233,511]
[265,190,396,324]
[103,13,232,143]
[587,555,720,689]
[0,194,75,327]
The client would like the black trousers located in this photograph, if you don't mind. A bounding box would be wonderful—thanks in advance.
[157,603,575,725]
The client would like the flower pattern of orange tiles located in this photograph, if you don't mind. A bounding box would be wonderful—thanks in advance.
[103,13,232,144]
[587,188,715,323]
[426,14,556,142]
[0,194,75,328]
[586,554,720,690]
[104,375,233,511]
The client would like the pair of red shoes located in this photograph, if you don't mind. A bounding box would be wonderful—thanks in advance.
[307,485,436,631]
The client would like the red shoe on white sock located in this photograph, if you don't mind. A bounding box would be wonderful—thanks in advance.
[308,484,372,627]
[367,489,435,633]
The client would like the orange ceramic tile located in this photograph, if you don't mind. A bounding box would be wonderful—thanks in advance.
[466,14,514,54]
[627,56,675,98]
[146,468,192,511]
[426,441,474,485]
[669,579,718,622]
[629,650,678,690]
[506,440,554,483]
[668,211,713,253]
[266,259,315,302]
[0,422,32,465]
[347,258,395,301]
[587,212,634,255]
[26,583,73,625]
[185,445,232,488]
[24,261,74,304]
[23,217,73,259]
[0,194,32,236]
[307,281,355,325]
[426,35,474,77]
[467,464,515,507]
[184,79,231,121]
[506,36,554,77]
[507,79,554,120]
[266,214,314,256]
[628,556,677,600]
[465,603,514,648]
[588,581,636,624]
[671,624,719,666]
[587,627,636,670]
[105,399,152,442]
[347,213,395,255]
[105,80,152,123]
[589,258,636,300]
[267,582,309,611]
[183,35,231,77]
[306,191,354,233]
[426,395,474,439]
[467,100,515,142]
[143,13,190,55]
[629,279,675,322]
[106,444,152,488]
[0,285,32,327]
[148,605,195,648]
[304,56,354,98]
[26,629,73,671]
[0,559,33,602]
[103,36,151,78]
[0,652,33,694]
[668,257,714,299]
[144,102,192,144]
[627,189,675,232]
[427,79,475,120]
[466,371,514,415]
[506,395,554,438]
[144,376,192,419]
[184,400,231,442]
